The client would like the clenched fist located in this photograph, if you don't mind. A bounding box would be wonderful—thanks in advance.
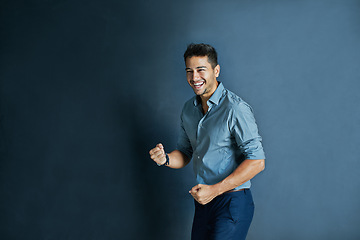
[149,143,167,166]
[189,184,220,205]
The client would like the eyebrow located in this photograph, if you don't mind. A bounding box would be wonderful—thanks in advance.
[185,66,208,70]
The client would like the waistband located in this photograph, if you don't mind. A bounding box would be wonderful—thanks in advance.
[226,188,249,193]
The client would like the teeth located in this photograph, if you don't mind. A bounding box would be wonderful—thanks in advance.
[194,82,204,86]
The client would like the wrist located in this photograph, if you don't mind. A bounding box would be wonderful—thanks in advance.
[211,183,223,196]
[213,181,228,196]
[157,153,170,166]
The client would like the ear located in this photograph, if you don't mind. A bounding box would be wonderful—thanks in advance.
[214,64,220,77]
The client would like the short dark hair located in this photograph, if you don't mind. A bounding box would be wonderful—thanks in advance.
[184,43,218,69]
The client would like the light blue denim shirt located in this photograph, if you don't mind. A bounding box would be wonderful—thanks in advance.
[177,82,265,190]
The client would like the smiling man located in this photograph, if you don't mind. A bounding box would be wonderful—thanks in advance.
[149,43,265,240]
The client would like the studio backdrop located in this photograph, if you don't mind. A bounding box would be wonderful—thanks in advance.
[1,0,360,239]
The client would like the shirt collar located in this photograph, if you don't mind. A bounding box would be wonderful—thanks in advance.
[193,82,225,106]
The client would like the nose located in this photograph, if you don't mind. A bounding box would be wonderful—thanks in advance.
[192,70,200,81]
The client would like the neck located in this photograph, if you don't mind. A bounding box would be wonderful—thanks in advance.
[200,96,210,107]
[200,81,219,113]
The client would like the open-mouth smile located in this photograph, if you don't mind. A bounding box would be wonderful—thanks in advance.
[193,81,205,89]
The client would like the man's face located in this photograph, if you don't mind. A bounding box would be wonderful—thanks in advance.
[185,56,220,99]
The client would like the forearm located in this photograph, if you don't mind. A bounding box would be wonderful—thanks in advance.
[214,159,265,195]
[167,150,190,169]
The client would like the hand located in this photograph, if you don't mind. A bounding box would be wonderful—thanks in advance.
[149,143,167,166]
[189,184,220,205]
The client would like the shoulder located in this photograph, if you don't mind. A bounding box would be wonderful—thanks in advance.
[184,96,196,106]
[222,89,253,114]
[180,96,197,115]
[182,96,196,108]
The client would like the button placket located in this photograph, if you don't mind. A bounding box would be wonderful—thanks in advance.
[196,102,214,145]
[195,101,214,163]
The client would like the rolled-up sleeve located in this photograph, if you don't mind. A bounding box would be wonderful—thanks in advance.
[230,102,265,160]
[177,113,193,160]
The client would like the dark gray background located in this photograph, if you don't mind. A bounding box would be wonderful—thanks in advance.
[1,0,359,239]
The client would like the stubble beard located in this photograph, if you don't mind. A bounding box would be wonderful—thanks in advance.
[194,85,208,96]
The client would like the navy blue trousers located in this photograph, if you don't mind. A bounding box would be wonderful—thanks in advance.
[191,189,254,240]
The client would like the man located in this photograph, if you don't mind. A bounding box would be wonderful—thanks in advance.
[149,43,265,240]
